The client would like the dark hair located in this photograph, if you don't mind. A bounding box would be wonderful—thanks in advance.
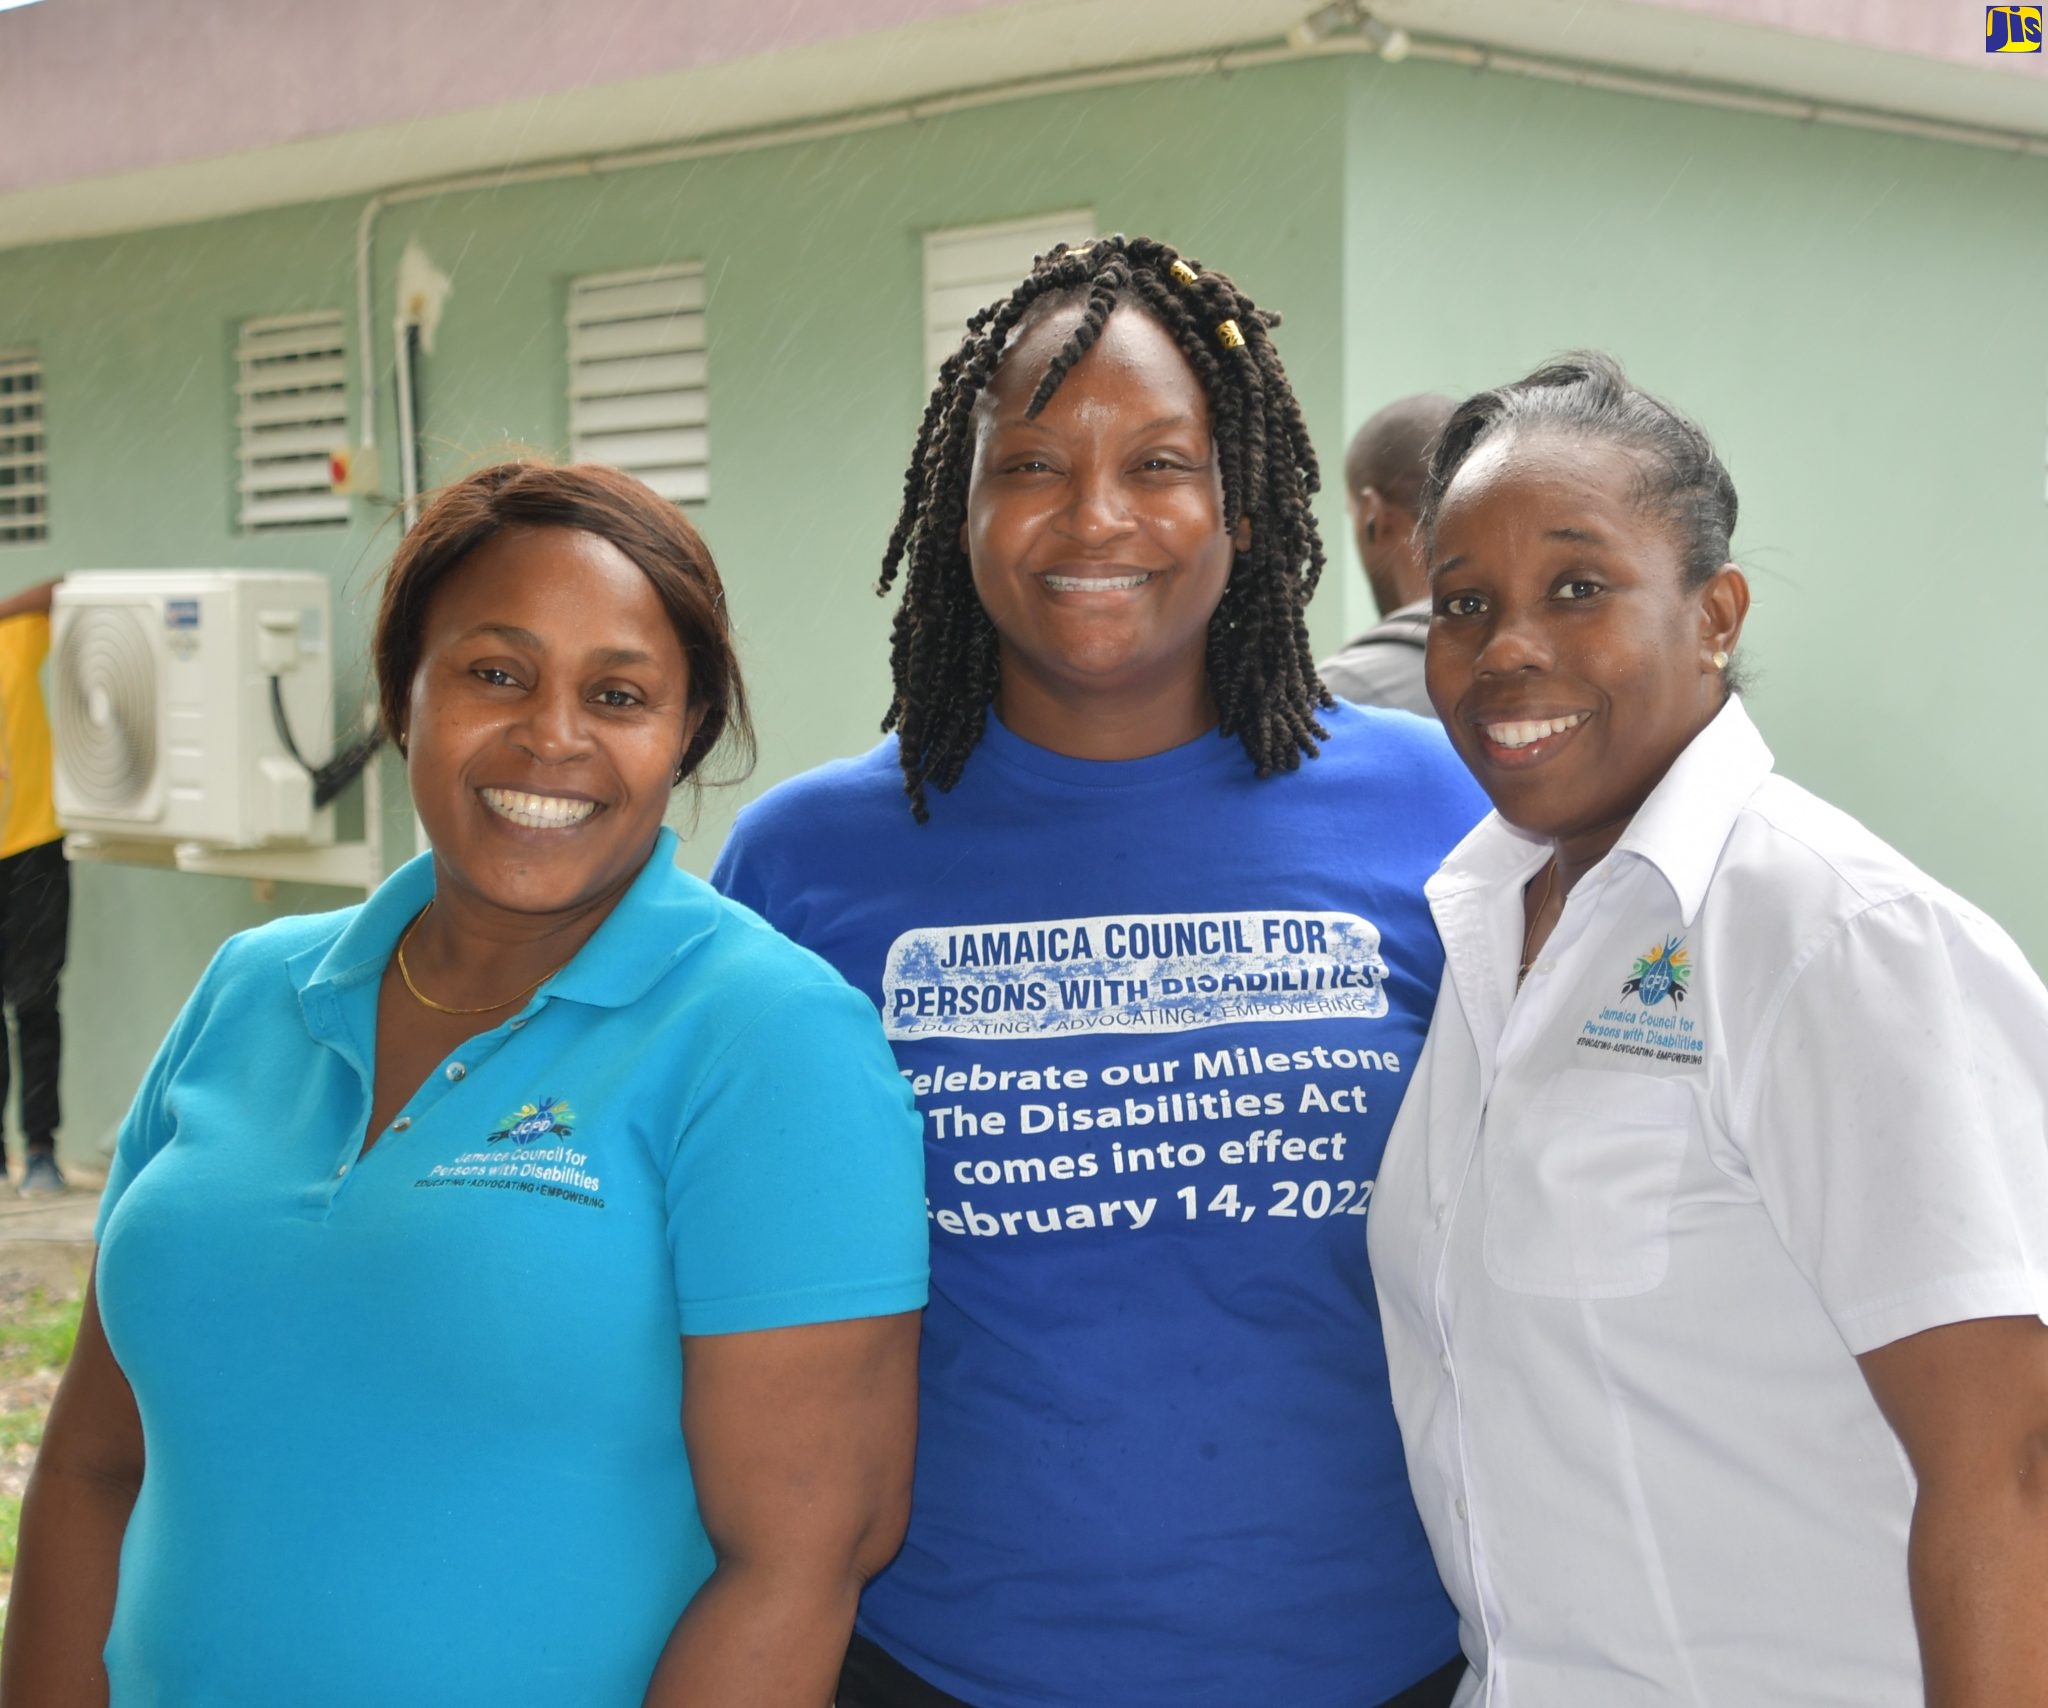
[877,233,1331,821]
[1344,392,1457,514]
[1418,352,1739,590]
[372,461,754,790]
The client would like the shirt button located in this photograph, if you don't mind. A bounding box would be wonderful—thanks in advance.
[509,1019,526,1031]
[1455,1495,1469,1521]
[390,1116,412,1132]
[1440,1351,1454,1376]
[335,1162,350,1178]
[1433,1203,1449,1229]
[445,1062,467,1081]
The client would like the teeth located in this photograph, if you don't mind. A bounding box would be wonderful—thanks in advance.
[1484,713,1589,750]
[481,788,598,829]
[1044,573,1154,592]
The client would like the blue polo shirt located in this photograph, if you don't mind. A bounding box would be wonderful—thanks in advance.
[93,828,928,1708]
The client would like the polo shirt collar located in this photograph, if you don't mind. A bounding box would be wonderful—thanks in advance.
[291,826,715,1008]
[1426,694,1775,925]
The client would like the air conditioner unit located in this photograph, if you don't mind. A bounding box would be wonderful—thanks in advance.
[53,571,335,850]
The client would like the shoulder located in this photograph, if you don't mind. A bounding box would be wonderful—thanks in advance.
[652,864,890,1056]
[1723,776,1946,924]
[205,904,361,996]
[1713,775,2035,991]
[713,739,915,919]
[721,741,907,861]
[737,740,903,834]
[1311,702,1487,814]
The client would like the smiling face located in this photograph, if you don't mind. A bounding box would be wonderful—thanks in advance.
[1425,432,1747,874]
[403,524,700,921]
[964,301,1241,756]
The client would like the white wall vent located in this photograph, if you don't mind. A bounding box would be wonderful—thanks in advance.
[236,311,350,532]
[923,210,1095,391]
[568,264,708,504]
[0,350,47,547]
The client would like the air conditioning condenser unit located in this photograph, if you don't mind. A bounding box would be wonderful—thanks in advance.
[52,571,336,850]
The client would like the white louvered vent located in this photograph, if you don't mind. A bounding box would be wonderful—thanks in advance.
[569,264,708,505]
[0,350,47,546]
[923,210,1095,390]
[236,311,349,531]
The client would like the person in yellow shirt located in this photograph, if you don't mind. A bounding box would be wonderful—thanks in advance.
[0,580,67,1196]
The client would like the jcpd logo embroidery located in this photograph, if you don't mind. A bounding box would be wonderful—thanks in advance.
[487,1096,576,1144]
[1622,937,1691,1007]
[1987,6,2042,51]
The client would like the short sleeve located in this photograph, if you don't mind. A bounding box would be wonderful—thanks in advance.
[664,977,928,1336]
[94,944,231,1242]
[1738,891,2048,1354]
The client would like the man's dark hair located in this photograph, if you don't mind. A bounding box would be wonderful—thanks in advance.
[1418,352,1739,590]
[878,234,1331,821]
[1343,393,1457,515]
[373,460,754,793]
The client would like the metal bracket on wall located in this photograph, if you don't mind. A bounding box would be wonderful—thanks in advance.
[63,832,376,892]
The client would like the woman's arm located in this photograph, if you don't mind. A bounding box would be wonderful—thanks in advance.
[1858,1314,2048,1708]
[0,1269,146,1708]
[0,580,57,623]
[643,1310,920,1708]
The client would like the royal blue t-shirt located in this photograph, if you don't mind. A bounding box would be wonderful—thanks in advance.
[93,830,927,1708]
[714,704,1488,1708]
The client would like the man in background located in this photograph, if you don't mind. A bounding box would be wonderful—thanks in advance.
[1317,393,1455,718]
[0,580,68,1196]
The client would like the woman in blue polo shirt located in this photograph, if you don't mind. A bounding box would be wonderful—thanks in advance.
[1,463,929,1708]
[715,238,1486,1708]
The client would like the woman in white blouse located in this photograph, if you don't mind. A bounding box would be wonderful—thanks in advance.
[1370,352,2048,1708]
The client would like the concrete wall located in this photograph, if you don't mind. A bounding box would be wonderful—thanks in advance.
[2,50,2044,1164]
[0,60,1352,1164]
[1343,51,2048,965]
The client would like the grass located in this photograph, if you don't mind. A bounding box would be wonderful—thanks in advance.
[0,1285,85,1616]
[0,1289,80,1382]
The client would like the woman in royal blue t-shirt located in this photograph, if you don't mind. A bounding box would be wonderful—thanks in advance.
[715,237,1487,1708]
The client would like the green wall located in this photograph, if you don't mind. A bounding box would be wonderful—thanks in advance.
[2,51,2043,1166]
[1342,54,2048,964]
[0,62,1352,1165]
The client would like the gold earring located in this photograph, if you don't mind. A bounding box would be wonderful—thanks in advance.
[397,731,408,751]
[1711,651,1730,670]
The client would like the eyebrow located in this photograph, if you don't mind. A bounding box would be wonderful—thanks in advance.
[457,623,660,668]
[989,413,1203,434]
[1545,526,1607,545]
[1428,555,1463,579]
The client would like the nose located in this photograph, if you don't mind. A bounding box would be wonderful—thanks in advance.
[510,684,593,764]
[1051,465,1136,550]
[1473,604,1553,677]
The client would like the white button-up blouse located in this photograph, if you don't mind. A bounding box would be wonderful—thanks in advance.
[1370,696,2048,1707]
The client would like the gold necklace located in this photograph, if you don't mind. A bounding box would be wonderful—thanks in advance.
[1518,858,1558,985]
[395,900,572,1016]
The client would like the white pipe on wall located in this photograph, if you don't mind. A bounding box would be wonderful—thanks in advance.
[350,27,2048,468]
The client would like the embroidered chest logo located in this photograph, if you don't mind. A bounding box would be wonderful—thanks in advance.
[1575,932,1706,1068]
[417,1094,604,1209]
[488,1096,576,1144]
[1622,937,1691,1007]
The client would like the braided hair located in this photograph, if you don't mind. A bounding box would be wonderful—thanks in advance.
[878,234,1331,821]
